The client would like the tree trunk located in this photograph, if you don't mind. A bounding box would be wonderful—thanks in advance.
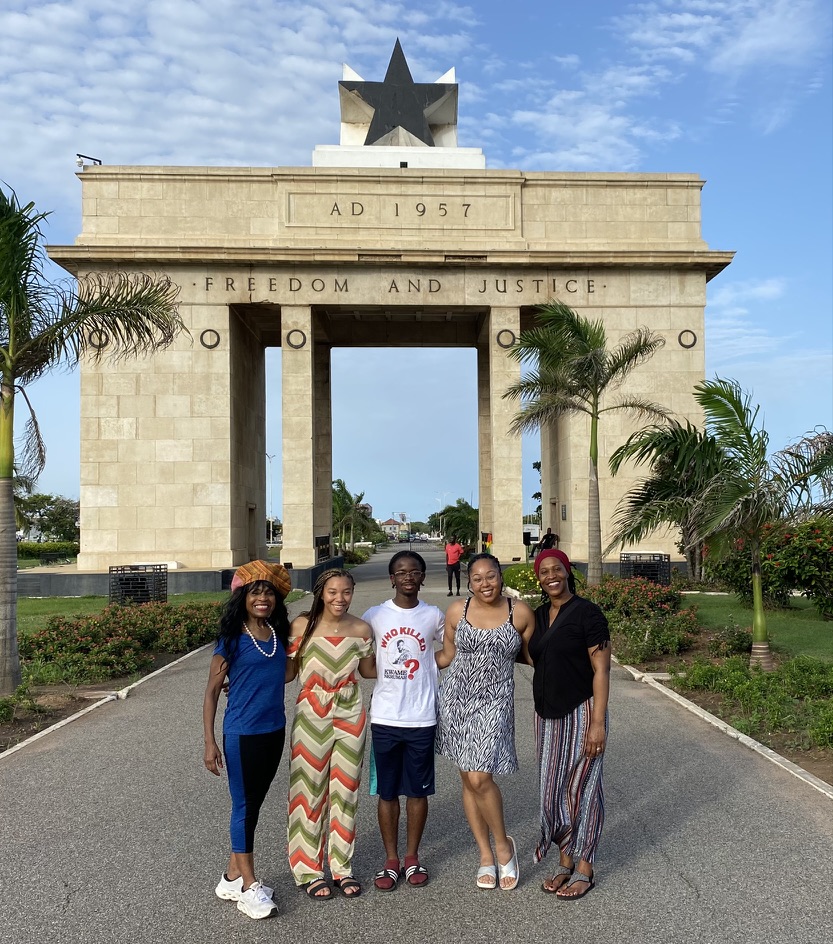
[749,546,774,671]
[0,383,21,693]
[587,456,602,586]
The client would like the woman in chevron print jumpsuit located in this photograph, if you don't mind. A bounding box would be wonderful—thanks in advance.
[286,569,376,899]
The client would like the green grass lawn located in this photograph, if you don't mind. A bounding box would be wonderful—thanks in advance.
[685,593,833,663]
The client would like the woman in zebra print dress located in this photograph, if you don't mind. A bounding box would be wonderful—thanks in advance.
[528,549,610,901]
[286,569,376,900]
[436,553,535,890]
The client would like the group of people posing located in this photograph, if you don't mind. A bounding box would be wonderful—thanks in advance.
[203,546,611,920]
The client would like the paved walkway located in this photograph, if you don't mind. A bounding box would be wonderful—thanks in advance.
[2,549,832,944]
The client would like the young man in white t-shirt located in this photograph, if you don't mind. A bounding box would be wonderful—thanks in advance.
[361,550,444,891]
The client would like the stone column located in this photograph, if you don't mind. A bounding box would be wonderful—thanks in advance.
[313,339,333,555]
[485,307,524,564]
[476,340,493,550]
[281,306,317,568]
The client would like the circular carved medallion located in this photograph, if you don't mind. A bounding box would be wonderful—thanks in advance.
[286,329,307,349]
[678,330,697,349]
[200,329,220,349]
[496,329,516,349]
[88,329,109,350]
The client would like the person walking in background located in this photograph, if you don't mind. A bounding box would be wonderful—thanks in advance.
[286,569,376,900]
[203,561,293,921]
[528,549,610,900]
[361,550,445,892]
[436,553,535,891]
[444,535,465,597]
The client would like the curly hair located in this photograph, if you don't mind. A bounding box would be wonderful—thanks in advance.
[296,568,355,658]
[217,579,291,663]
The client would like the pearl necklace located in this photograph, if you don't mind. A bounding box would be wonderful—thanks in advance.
[245,621,277,658]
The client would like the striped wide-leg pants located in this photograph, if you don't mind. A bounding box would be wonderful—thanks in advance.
[287,685,367,885]
[533,699,607,865]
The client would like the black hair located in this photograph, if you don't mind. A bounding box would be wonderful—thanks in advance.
[217,579,291,662]
[467,552,502,575]
[297,568,355,657]
[389,550,426,574]
[466,552,504,591]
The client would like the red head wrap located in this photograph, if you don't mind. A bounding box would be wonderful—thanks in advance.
[231,560,292,598]
[533,548,572,578]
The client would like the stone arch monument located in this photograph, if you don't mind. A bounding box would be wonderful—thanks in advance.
[50,42,732,582]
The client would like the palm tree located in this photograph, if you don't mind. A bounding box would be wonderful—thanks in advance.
[504,300,667,584]
[686,379,833,669]
[436,498,479,547]
[606,420,727,582]
[0,187,185,694]
[331,479,374,550]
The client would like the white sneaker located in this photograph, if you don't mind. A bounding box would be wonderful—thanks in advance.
[236,881,278,920]
[215,874,274,902]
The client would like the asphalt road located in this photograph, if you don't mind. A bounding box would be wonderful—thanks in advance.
[1,547,831,944]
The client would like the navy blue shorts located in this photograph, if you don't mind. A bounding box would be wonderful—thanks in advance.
[371,723,436,801]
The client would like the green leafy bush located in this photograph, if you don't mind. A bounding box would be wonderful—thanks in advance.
[17,540,80,560]
[502,563,540,596]
[0,685,41,724]
[581,576,696,663]
[703,518,833,617]
[19,601,222,684]
[584,576,682,618]
[707,621,753,658]
[607,608,699,664]
[341,548,370,565]
[776,520,833,619]
[672,655,833,749]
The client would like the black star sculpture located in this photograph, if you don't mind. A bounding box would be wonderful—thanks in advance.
[339,39,455,147]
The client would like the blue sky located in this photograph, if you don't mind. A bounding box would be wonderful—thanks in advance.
[1,0,831,523]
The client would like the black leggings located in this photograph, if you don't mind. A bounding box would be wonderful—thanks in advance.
[224,728,286,853]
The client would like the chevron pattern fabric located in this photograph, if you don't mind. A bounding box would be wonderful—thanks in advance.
[287,635,372,884]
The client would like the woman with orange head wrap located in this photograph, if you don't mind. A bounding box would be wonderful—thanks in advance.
[203,561,292,920]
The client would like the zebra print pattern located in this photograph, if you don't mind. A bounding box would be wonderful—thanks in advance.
[286,635,372,885]
[533,699,606,865]
[436,600,521,775]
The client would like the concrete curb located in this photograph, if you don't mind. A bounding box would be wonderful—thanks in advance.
[0,643,213,763]
[616,657,833,801]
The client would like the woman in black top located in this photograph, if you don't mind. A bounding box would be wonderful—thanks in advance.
[527,549,610,900]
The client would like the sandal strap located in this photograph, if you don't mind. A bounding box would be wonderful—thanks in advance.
[551,865,573,877]
[566,870,593,886]
[405,864,427,878]
[374,867,400,881]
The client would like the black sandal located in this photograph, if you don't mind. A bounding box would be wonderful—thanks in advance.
[302,878,332,900]
[333,877,362,897]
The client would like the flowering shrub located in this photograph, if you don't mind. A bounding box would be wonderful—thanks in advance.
[20,601,222,684]
[583,576,681,618]
[502,564,541,596]
[776,520,833,619]
[704,519,833,617]
[582,576,696,663]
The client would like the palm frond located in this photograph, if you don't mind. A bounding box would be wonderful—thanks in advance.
[605,328,666,389]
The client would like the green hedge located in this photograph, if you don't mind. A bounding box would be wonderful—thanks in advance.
[17,541,80,560]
